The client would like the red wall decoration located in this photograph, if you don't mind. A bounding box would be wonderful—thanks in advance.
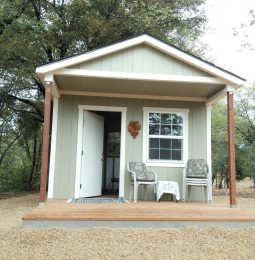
[128,121,141,139]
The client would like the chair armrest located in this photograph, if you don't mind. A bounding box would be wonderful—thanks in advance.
[129,171,136,182]
[127,165,136,181]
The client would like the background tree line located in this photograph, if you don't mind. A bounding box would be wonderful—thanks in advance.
[0,0,254,192]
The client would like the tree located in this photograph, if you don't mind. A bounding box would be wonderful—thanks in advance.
[234,9,255,51]
[234,84,255,186]
[211,101,248,189]
[211,103,229,188]
[0,0,207,192]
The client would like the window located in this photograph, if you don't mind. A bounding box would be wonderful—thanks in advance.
[143,108,188,167]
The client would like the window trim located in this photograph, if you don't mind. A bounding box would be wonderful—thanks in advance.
[142,107,189,168]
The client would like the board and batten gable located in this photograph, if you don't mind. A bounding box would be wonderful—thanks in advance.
[53,95,208,200]
[68,44,212,78]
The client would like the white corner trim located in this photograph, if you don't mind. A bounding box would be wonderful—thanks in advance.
[54,69,224,85]
[205,85,235,105]
[142,107,189,168]
[206,105,212,201]
[48,98,59,198]
[74,105,127,198]
[60,90,205,102]
[36,34,245,87]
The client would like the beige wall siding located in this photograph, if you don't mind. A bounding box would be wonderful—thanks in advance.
[53,95,208,201]
[69,44,212,77]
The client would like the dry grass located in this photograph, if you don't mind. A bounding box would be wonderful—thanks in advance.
[0,180,255,260]
[213,178,255,198]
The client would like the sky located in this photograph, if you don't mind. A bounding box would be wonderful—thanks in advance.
[203,0,255,83]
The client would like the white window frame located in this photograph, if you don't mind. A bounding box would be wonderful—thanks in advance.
[142,107,189,167]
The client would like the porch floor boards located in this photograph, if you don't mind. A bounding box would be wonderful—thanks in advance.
[23,199,255,222]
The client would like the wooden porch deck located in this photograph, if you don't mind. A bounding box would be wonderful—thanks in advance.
[23,199,255,222]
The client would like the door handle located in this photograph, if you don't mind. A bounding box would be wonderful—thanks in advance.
[101,153,104,162]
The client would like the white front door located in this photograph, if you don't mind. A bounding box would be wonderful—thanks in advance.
[80,111,104,197]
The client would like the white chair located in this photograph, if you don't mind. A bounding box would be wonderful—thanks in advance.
[127,162,157,203]
[182,159,212,202]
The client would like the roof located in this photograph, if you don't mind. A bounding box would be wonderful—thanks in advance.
[36,33,246,87]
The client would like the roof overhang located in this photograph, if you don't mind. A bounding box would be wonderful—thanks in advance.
[36,34,246,104]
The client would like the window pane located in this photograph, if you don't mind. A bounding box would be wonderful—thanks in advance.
[161,113,171,124]
[172,125,183,136]
[172,139,182,149]
[160,149,171,160]
[149,124,160,135]
[149,149,159,159]
[149,113,160,124]
[172,150,182,160]
[160,138,171,149]
[172,113,183,124]
[147,111,184,162]
[160,125,171,135]
[149,138,159,148]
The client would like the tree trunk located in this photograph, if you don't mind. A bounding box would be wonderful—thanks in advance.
[28,130,38,190]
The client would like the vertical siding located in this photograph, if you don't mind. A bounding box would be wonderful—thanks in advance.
[53,96,208,200]
[71,44,212,77]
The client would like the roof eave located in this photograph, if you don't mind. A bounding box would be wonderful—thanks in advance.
[36,34,246,88]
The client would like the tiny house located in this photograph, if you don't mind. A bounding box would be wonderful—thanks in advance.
[36,34,245,203]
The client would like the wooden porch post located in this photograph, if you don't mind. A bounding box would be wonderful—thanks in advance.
[39,84,52,204]
[227,91,237,207]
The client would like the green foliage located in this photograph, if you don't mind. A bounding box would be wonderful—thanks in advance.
[242,143,255,187]
[211,101,249,188]
[235,85,255,185]
[211,103,229,188]
[0,0,207,192]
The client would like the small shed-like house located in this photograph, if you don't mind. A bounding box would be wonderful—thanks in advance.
[36,34,245,205]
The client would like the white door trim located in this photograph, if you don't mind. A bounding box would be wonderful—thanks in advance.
[74,105,127,198]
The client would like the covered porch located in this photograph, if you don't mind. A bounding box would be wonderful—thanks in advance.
[36,34,246,207]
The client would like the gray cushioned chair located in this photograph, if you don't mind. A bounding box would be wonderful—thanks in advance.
[182,159,212,202]
[127,162,157,203]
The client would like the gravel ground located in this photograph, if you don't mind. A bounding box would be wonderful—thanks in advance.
[0,187,255,259]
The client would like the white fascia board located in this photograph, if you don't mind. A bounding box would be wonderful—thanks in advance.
[54,69,224,85]
[36,34,245,87]
[143,36,245,87]
[36,35,147,74]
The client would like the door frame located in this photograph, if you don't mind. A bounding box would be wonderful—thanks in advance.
[74,105,127,198]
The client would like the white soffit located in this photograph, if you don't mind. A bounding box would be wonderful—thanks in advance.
[36,34,246,87]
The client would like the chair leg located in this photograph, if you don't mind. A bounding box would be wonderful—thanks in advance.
[134,182,138,203]
[188,185,191,201]
[129,184,133,202]
[154,183,157,200]
[208,183,212,203]
[204,186,208,203]
[182,183,186,201]
[144,185,147,201]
